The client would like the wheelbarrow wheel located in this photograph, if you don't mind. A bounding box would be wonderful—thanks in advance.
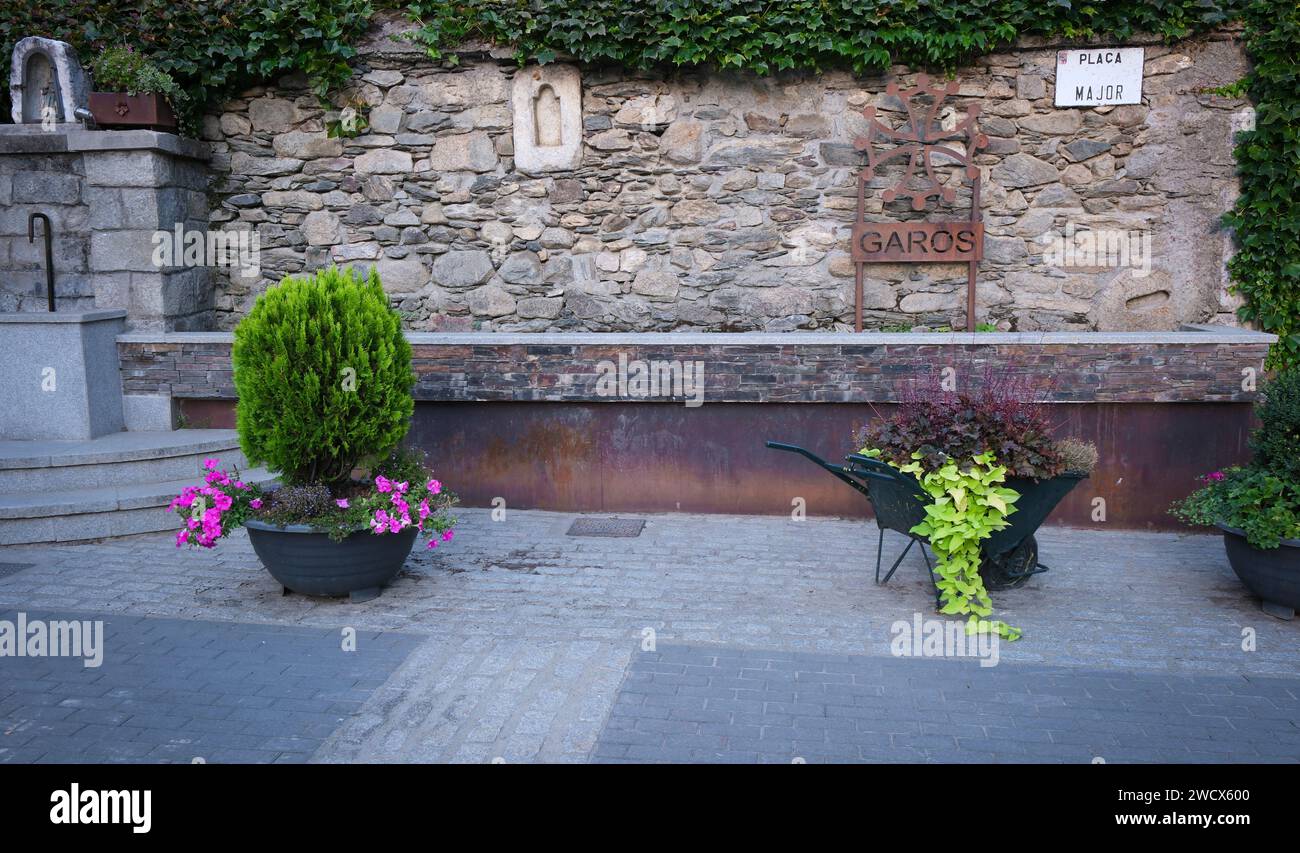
[980,535,1039,590]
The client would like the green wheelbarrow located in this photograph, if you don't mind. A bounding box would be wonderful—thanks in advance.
[766,441,1085,595]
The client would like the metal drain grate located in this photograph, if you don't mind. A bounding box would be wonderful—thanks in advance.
[0,563,35,580]
[566,517,645,538]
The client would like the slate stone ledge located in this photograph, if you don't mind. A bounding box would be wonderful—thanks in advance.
[119,327,1276,347]
[0,126,209,161]
[1,308,127,324]
[117,327,1275,405]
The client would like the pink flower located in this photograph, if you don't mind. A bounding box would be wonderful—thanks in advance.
[250,498,263,509]
[441,529,454,543]
[204,458,219,471]
[375,476,393,493]
[395,481,409,494]
[388,515,403,534]
[426,538,439,550]
[175,529,189,547]
[335,498,349,508]
[1205,471,1225,482]
[213,492,233,511]
[426,479,442,495]
[371,509,390,533]
[418,499,430,522]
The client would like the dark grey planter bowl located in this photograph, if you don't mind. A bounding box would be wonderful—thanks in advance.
[244,519,417,602]
[1217,523,1300,620]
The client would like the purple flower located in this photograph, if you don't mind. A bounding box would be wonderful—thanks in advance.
[375,475,393,494]
[335,498,349,508]
[250,498,263,509]
[426,479,442,495]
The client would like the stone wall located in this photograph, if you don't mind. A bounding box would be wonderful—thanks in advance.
[0,128,213,330]
[117,328,1272,405]
[202,17,1251,333]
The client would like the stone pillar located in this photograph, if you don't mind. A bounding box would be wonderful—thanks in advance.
[0,309,126,439]
[0,127,213,331]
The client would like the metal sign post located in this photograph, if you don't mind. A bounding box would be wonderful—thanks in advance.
[851,74,988,331]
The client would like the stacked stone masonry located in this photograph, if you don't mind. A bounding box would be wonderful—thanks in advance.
[202,19,1250,334]
[117,333,1270,405]
[0,130,213,331]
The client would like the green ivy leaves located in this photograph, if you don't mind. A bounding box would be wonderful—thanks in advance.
[883,450,1024,640]
[1224,0,1300,370]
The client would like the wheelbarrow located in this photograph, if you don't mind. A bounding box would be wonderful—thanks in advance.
[766,441,1085,598]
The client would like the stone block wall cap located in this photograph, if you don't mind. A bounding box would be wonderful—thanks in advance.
[0,126,209,159]
[403,330,1279,346]
[118,328,1277,346]
[1,309,127,324]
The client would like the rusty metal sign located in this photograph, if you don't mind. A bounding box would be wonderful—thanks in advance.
[850,221,984,263]
[850,74,988,330]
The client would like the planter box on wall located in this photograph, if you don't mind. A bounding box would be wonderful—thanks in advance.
[88,92,177,130]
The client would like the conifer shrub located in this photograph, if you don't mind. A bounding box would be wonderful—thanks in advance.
[232,267,414,486]
[1250,368,1300,481]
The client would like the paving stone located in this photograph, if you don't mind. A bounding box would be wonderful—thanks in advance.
[0,609,419,764]
[2,512,1298,763]
[594,643,1300,764]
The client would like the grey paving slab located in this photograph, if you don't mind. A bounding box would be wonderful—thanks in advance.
[0,609,421,764]
[1,511,1298,762]
[593,644,1300,764]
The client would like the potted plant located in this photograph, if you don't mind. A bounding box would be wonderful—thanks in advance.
[169,267,457,602]
[855,370,1096,639]
[88,46,184,130]
[1171,368,1300,619]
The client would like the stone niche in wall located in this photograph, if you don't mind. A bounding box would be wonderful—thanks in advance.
[511,64,582,173]
[8,36,90,124]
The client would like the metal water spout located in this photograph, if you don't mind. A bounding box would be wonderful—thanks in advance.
[28,212,54,312]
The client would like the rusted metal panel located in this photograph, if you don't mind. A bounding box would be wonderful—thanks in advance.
[177,397,1255,530]
[409,401,1254,531]
[177,398,236,429]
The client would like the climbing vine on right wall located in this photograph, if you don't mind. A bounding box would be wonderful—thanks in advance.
[1223,0,1300,370]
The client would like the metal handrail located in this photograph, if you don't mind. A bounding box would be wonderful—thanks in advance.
[28,212,54,311]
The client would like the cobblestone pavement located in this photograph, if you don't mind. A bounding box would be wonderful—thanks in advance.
[1,510,1297,763]
[0,610,419,763]
[594,645,1300,763]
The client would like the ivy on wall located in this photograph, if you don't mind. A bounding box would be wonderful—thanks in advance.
[403,0,1241,73]
[3,1,1296,366]
[0,0,373,125]
[1223,0,1300,369]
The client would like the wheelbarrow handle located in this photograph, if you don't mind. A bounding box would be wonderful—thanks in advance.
[765,441,828,465]
[766,440,871,498]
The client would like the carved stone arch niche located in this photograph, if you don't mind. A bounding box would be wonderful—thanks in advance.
[512,64,582,173]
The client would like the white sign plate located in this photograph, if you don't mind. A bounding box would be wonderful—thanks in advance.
[1054,47,1144,107]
